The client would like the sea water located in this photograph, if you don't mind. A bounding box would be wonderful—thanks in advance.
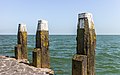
[0,35,120,75]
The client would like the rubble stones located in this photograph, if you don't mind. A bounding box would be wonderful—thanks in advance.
[0,56,54,75]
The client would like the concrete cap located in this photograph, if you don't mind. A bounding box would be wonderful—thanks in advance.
[18,23,27,32]
[37,19,48,31]
[78,13,93,18]
[78,13,94,29]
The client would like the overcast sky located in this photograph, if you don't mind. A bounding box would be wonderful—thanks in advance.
[0,0,120,35]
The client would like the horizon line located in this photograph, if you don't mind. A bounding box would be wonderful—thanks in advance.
[1,33,120,35]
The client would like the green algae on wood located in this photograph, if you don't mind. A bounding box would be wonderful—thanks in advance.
[15,24,28,60]
[72,54,87,75]
[33,20,50,68]
[72,13,96,75]
[32,48,42,68]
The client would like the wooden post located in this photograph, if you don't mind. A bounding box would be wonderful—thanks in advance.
[33,20,50,68]
[15,24,27,60]
[15,44,21,59]
[72,54,87,75]
[33,48,42,67]
[72,13,96,75]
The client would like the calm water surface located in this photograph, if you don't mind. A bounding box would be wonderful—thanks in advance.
[0,35,120,75]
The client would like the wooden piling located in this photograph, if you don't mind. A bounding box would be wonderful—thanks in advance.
[72,13,96,75]
[15,24,27,60]
[33,20,50,68]
[15,44,21,59]
[72,54,87,75]
[33,48,42,67]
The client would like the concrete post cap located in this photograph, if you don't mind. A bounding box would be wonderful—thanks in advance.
[78,13,93,18]
[78,12,94,29]
[37,19,48,31]
[18,23,27,32]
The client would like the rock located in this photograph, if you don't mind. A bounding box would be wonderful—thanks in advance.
[0,56,54,75]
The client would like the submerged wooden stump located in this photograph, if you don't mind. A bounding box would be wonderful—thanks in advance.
[72,13,96,75]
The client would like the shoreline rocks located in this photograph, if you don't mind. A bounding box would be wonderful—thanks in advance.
[0,56,54,75]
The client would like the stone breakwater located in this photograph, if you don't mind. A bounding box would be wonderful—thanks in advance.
[0,56,54,75]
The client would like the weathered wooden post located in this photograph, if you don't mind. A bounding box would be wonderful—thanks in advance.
[72,13,96,75]
[33,20,50,68]
[15,24,28,61]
